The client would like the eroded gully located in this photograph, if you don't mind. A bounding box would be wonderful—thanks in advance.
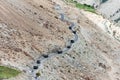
[28,4,79,80]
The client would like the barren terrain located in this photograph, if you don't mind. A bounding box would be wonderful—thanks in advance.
[0,0,120,80]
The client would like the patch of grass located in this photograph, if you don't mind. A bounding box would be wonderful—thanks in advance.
[65,0,76,3]
[36,72,41,77]
[65,0,96,13]
[0,66,20,79]
[76,3,96,13]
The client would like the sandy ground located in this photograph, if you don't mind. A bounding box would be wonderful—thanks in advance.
[0,0,73,70]
[0,0,120,80]
[81,7,120,80]
[82,10,120,43]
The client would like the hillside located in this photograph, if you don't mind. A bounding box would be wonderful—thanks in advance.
[75,0,120,24]
[0,0,120,80]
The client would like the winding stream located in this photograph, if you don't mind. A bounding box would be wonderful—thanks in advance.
[29,4,79,80]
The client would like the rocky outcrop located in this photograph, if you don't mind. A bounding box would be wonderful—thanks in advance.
[76,0,120,24]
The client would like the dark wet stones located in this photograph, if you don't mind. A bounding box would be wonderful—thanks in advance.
[36,60,41,64]
[70,40,75,43]
[33,66,38,69]
[69,26,72,30]
[57,50,63,54]
[67,46,71,49]
[32,7,79,80]
[72,31,76,34]
[101,0,108,3]
[42,54,49,58]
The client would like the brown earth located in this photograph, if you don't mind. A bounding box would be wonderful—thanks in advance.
[0,0,72,69]
[0,0,120,80]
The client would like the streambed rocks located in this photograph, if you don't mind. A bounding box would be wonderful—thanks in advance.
[30,5,79,79]
[1,0,120,80]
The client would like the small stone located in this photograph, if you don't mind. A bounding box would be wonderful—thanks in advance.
[72,31,76,34]
[33,66,38,69]
[67,46,71,49]
[42,54,49,58]
[57,50,63,54]
[70,40,75,43]
[69,27,72,30]
[36,60,41,64]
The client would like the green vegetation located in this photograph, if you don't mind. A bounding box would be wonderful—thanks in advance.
[36,72,41,77]
[75,3,96,13]
[0,66,20,79]
[65,0,96,13]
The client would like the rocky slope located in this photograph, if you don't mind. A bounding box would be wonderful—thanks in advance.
[75,0,120,24]
[0,0,73,69]
[0,0,120,80]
